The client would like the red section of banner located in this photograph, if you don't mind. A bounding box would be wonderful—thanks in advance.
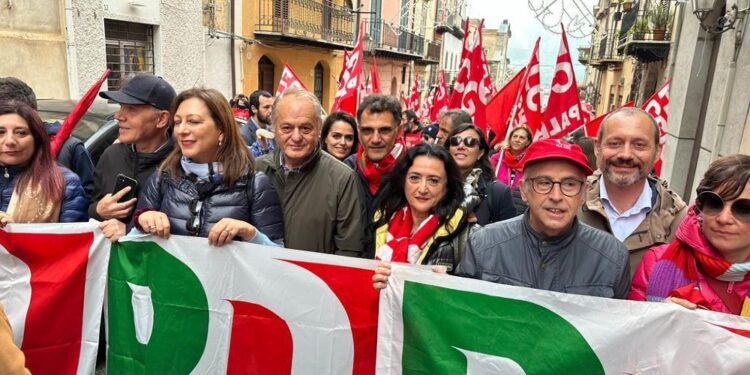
[408,73,420,112]
[512,37,542,133]
[539,25,583,141]
[332,22,365,115]
[226,300,293,375]
[430,70,449,122]
[286,260,379,375]
[641,80,671,176]
[1,231,94,375]
[488,67,527,146]
[276,63,308,96]
[448,18,472,110]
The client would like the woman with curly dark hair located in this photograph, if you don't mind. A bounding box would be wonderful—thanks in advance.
[371,143,474,274]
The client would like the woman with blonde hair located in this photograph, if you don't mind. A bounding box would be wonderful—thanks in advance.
[490,125,533,191]
[134,88,283,246]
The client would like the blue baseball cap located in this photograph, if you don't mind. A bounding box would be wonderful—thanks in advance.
[99,74,176,111]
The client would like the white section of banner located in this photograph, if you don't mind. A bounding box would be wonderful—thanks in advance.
[0,238,32,345]
[121,235,378,374]
[378,264,750,374]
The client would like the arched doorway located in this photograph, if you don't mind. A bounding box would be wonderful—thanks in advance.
[314,62,325,104]
[390,77,397,96]
[258,56,275,93]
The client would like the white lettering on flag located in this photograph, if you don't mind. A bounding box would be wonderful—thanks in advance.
[128,282,154,345]
[455,347,526,375]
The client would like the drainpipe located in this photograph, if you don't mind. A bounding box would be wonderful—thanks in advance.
[64,0,80,98]
[710,4,749,161]
[230,0,236,96]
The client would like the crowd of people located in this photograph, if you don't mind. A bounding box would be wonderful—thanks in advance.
[1,72,749,370]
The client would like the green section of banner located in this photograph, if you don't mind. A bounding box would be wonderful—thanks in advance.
[107,241,209,374]
[402,281,604,374]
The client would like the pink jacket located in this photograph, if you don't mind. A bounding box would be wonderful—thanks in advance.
[628,208,750,314]
[490,151,524,191]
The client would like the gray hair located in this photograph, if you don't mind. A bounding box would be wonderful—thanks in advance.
[439,109,472,128]
[271,87,324,127]
[598,107,659,146]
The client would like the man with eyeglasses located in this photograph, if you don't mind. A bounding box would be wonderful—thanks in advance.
[578,108,687,273]
[344,95,404,226]
[455,139,631,298]
[256,88,366,257]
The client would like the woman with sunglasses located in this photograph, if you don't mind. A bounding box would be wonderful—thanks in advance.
[321,111,359,161]
[629,154,750,314]
[371,143,473,273]
[133,88,284,246]
[444,123,516,225]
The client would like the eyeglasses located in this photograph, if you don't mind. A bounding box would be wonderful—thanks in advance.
[526,177,585,197]
[696,191,750,223]
[449,135,479,148]
[185,199,204,234]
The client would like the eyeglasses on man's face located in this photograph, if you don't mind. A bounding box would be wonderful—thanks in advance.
[526,176,585,197]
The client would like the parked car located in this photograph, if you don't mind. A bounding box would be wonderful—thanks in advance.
[37,99,120,166]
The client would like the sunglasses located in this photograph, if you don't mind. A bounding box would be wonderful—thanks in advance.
[696,191,750,223]
[449,135,479,148]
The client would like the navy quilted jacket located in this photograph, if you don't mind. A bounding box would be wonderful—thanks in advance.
[0,164,89,222]
[137,169,284,241]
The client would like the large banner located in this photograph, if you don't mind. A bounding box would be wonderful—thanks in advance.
[377,264,750,374]
[107,236,380,374]
[0,223,109,375]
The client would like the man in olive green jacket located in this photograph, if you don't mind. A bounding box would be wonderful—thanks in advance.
[578,108,687,272]
[255,88,366,257]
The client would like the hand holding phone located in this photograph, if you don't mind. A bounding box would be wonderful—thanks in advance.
[113,174,138,203]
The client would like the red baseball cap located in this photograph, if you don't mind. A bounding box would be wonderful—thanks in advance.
[520,139,594,176]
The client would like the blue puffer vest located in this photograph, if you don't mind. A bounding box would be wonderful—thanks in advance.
[0,164,89,222]
[137,169,284,241]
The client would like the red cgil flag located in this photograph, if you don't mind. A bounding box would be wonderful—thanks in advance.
[487,67,527,146]
[448,18,472,109]
[462,19,492,133]
[430,70,449,121]
[331,22,365,115]
[408,73,420,112]
[538,25,584,141]
[641,80,670,176]
[370,56,381,95]
[51,68,110,157]
[276,63,308,96]
[511,37,542,134]
[585,101,634,138]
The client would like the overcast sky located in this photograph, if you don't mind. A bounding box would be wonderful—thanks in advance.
[467,0,596,89]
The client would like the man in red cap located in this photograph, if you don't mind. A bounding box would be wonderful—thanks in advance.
[454,138,631,298]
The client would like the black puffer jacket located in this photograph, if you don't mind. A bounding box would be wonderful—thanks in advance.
[474,177,516,225]
[137,170,284,241]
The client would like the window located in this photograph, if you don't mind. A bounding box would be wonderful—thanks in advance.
[314,62,324,103]
[104,20,155,90]
[258,56,275,93]
[402,65,407,84]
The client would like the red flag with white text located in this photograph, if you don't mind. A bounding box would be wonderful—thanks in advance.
[511,37,543,133]
[448,18,472,110]
[538,25,584,141]
[331,22,365,115]
[487,67,527,146]
[463,20,492,133]
[430,70,449,121]
[408,73,420,112]
[641,80,671,176]
[276,63,308,96]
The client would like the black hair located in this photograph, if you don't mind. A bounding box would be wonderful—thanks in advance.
[374,143,464,229]
[248,89,273,111]
[0,77,37,110]
[321,111,360,158]
[357,94,401,126]
[403,109,418,125]
[696,154,750,204]
[444,122,494,180]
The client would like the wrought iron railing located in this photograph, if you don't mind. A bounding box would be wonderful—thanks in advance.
[256,0,354,45]
[425,41,441,61]
[362,19,424,56]
[590,32,625,62]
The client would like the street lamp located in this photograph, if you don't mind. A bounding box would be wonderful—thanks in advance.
[692,0,749,34]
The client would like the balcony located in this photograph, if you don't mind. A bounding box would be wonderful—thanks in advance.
[418,40,441,64]
[362,19,424,60]
[434,11,464,39]
[255,0,355,50]
[578,46,591,64]
[588,32,625,68]
[615,4,673,63]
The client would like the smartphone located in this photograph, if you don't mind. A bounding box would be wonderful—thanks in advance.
[113,174,138,202]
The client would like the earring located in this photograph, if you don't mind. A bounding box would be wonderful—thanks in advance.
[219,136,224,147]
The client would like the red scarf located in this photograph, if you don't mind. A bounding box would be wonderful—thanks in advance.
[502,148,524,171]
[356,143,403,195]
[376,206,439,264]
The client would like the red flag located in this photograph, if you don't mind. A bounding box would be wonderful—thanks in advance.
[448,18,472,109]
[51,69,110,157]
[584,101,634,138]
[418,87,435,120]
[370,56,381,95]
[511,38,542,134]
[430,70,449,121]
[641,80,670,176]
[487,67,527,146]
[462,20,492,133]
[538,25,584,141]
[276,64,307,96]
[408,73,420,112]
[331,22,365,115]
